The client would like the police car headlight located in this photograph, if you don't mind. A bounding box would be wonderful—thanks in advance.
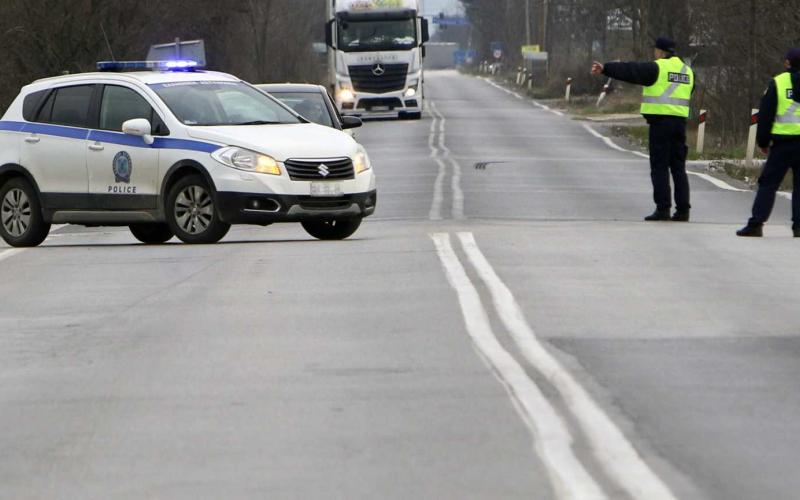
[212,147,282,176]
[353,149,371,174]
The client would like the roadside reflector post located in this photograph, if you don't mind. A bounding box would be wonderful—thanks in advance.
[597,78,612,107]
[746,109,759,169]
[516,67,523,85]
[565,77,573,103]
[528,72,533,91]
[696,109,707,155]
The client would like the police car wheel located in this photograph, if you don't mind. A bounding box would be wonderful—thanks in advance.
[301,217,362,240]
[129,223,174,245]
[166,175,230,244]
[0,177,50,248]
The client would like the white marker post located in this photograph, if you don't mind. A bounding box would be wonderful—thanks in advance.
[696,109,707,155]
[516,67,523,85]
[527,70,533,91]
[565,77,573,103]
[746,109,759,169]
[596,78,612,107]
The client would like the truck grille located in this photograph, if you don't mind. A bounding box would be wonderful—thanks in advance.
[284,158,354,181]
[348,63,409,94]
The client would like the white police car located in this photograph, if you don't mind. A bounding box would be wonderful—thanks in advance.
[0,61,376,247]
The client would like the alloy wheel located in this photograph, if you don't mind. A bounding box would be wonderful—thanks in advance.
[1,188,32,237]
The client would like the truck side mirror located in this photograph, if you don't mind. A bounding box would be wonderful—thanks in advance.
[420,18,430,45]
[325,19,335,48]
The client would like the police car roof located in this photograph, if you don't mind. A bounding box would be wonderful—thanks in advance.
[25,70,240,92]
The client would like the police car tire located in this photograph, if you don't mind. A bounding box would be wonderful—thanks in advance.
[301,217,362,240]
[129,223,174,245]
[166,175,230,244]
[402,112,422,120]
[0,177,50,248]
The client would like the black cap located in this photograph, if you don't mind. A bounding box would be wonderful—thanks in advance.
[654,36,677,54]
[787,48,800,68]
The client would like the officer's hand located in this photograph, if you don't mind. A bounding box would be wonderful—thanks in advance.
[591,62,604,76]
[760,147,770,155]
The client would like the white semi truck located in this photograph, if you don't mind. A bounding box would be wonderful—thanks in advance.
[326,0,429,120]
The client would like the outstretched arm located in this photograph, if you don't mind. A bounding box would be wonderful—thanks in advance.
[592,61,659,87]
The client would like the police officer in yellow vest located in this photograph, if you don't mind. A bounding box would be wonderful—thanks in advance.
[737,48,800,237]
[592,37,695,222]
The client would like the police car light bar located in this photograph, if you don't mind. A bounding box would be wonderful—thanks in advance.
[96,60,201,72]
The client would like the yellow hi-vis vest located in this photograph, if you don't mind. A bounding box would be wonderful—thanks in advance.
[641,57,694,118]
[772,72,800,136]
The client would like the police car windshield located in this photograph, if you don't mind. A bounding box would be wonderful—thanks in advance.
[150,81,302,126]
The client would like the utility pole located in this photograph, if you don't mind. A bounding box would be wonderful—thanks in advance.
[525,0,531,46]
[540,0,549,52]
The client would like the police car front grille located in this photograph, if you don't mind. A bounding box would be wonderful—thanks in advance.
[284,158,355,181]
[348,64,409,94]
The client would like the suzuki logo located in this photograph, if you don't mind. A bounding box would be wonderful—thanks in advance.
[372,64,386,76]
[318,164,330,177]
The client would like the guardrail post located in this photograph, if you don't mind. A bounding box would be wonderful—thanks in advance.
[746,109,759,169]
[565,77,573,103]
[596,78,612,107]
[696,109,707,155]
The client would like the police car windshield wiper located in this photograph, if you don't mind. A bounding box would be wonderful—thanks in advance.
[232,120,283,125]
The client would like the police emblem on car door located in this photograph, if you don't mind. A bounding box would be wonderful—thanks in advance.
[113,151,133,183]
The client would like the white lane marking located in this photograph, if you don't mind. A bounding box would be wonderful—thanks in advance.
[430,158,446,221]
[431,233,607,500]
[430,102,465,220]
[582,124,644,156]
[480,77,564,116]
[688,172,747,192]
[457,232,679,500]
[428,101,444,220]
[449,157,464,219]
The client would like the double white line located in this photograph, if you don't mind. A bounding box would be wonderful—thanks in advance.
[432,232,677,500]
[428,102,464,221]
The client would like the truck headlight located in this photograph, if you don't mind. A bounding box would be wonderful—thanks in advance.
[353,149,371,174]
[405,87,417,97]
[338,87,355,102]
[212,147,282,176]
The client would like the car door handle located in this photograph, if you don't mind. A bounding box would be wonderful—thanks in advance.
[24,135,40,144]
[88,143,105,151]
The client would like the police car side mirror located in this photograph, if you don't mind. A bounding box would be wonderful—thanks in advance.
[122,118,155,145]
[341,116,362,130]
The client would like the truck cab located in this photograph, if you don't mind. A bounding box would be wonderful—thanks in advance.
[326,0,429,120]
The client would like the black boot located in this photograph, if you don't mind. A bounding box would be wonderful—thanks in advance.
[671,211,690,222]
[794,227,800,238]
[644,210,671,222]
[736,224,763,237]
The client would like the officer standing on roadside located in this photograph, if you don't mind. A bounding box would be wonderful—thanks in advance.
[737,49,800,238]
[591,37,695,222]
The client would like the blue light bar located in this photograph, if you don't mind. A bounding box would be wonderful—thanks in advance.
[97,60,200,72]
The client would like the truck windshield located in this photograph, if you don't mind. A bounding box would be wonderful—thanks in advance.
[338,19,417,52]
[150,81,302,126]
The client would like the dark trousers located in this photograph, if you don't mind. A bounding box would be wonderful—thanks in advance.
[749,141,800,228]
[649,119,691,212]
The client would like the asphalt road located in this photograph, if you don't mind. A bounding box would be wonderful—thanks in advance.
[2,70,799,500]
